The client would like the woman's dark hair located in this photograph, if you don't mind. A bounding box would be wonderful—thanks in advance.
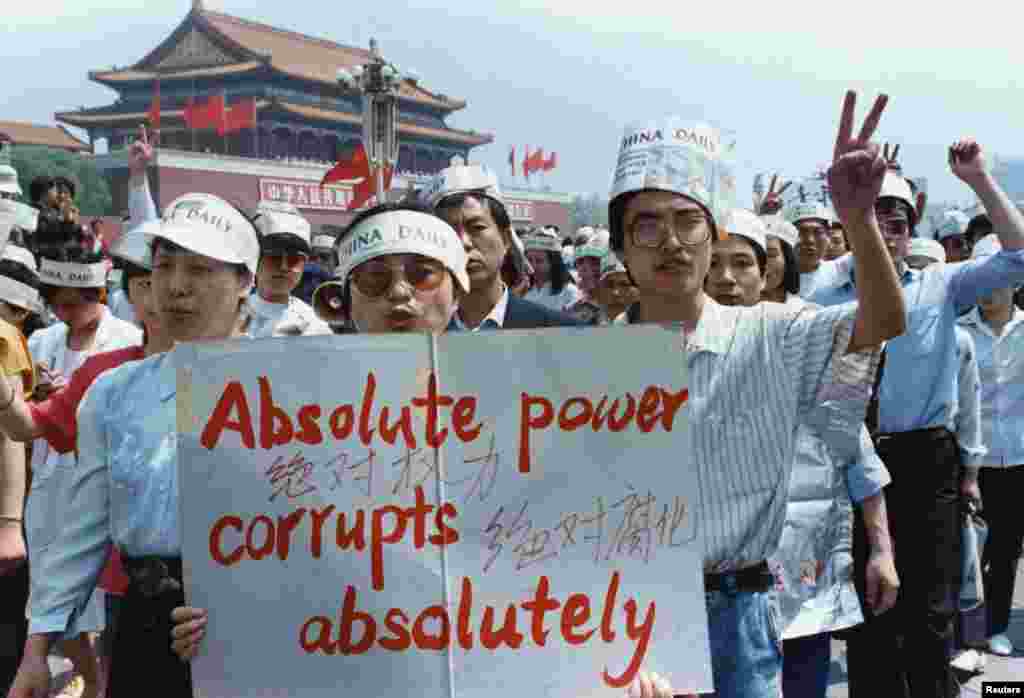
[34,215,108,305]
[778,238,801,296]
[434,192,511,232]
[29,176,54,205]
[0,259,40,291]
[52,175,76,199]
[547,250,571,294]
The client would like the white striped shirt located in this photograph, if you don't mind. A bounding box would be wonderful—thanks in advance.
[618,296,879,571]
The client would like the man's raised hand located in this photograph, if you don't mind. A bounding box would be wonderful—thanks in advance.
[827,91,889,224]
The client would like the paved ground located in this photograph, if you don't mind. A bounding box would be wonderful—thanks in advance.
[827,561,1024,697]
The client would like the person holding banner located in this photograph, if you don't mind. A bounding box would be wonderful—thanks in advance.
[608,91,905,697]
[6,191,258,698]
[705,209,898,698]
[425,162,580,330]
[809,138,1024,698]
[523,227,583,312]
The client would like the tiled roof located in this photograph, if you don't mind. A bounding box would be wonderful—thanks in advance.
[0,121,90,151]
[91,61,264,83]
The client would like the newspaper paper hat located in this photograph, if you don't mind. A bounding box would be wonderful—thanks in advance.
[421,162,502,209]
[0,165,22,196]
[878,171,916,225]
[721,209,767,256]
[0,245,42,314]
[908,237,946,264]
[760,214,798,249]
[523,227,562,253]
[38,258,107,289]
[935,210,970,242]
[152,193,260,276]
[254,201,312,252]
[576,229,610,260]
[335,209,469,294]
[609,118,737,228]
[599,250,628,281]
[110,220,156,270]
[786,201,832,227]
[312,234,336,252]
[971,233,1002,260]
[0,200,19,258]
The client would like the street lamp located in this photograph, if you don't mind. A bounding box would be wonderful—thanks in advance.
[337,39,408,206]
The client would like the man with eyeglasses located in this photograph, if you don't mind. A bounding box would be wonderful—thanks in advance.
[608,92,905,698]
[246,201,332,338]
[810,139,1024,698]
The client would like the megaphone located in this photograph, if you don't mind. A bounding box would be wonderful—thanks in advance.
[312,280,349,325]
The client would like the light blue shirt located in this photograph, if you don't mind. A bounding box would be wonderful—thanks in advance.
[958,306,1024,467]
[28,352,178,635]
[810,250,1024,433]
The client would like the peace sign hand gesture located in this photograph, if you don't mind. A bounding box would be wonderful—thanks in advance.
[882,143,901,172]
[827,91,889,224]
[128,124,156,178]
[757,174,792,215]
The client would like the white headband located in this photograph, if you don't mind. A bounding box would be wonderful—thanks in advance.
[0,275,42,313]
[312,235,335,250]
[38,259,107,288]
[523,234,562,253]
[336,210,469,294]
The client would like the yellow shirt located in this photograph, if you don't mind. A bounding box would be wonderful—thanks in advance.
[0,318,35,399]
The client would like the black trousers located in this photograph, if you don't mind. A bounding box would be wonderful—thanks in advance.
[0,560,29,693]
[109,557,192,698]
[978,466,1024,636]
[846,427,962,698]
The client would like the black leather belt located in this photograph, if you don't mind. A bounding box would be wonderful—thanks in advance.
[704,561,774,593]
[874,425,951,445]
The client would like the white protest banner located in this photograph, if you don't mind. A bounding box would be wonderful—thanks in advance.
[176,326,711,698]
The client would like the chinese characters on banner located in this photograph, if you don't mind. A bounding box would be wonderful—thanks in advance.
[259,177,353,211]
[175,326,711,698]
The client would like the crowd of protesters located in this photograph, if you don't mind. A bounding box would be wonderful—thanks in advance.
[1,87,1023,698]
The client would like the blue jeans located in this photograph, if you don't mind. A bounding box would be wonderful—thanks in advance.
[782,633,831,698]
[704,588,783,698]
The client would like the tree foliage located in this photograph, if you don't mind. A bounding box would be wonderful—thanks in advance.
[10,145,112,216]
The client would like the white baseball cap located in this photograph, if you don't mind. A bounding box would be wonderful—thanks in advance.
[153,193,260,276]
[786,202,832,227]
[312,234,336,251]
[111,220,156,270]
[2,244,37,274]
[907,237,946,264]
[0,165,21,196]
[609,118,736,229]
[971,233,1002,260]
[253,201,312,252]
[760,214,798,249]
[421,162,502,210]
[523,227,563,253]
[335,209,469,294]
[721,208,767,256]
[877,171,916,225]
[935,210,970,242]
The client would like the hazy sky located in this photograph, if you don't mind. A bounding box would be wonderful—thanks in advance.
[3,0,1022,208]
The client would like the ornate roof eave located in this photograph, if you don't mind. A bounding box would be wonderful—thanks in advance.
[89,60,268,86]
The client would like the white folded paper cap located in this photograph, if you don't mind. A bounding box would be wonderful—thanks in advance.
[878,171,916,224]
[785,202,832,227]
[421,162,502,209]
[609,118,736,227]
[523,227,563,252]
[935,210,970,241]
[0,165,21,196]
[576,230,610,260]
[110,220,156,270]
[335,209,469,294]
[38,259,108,289]
[599,250,628,280]
[760,214,799,249]
[575,226,595,244]
[311,234,336,251]
[2,244,37,274]
[721,209,768,256]
[971,233,1002,260]
[253,200,312,249]
[908,237,946,264]
[152,193,260,275]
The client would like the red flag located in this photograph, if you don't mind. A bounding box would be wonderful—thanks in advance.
[221,98,257,135]
[322,142,370,187]
[509,146,515,176]
[543,151,557,172]
[147,80,161,131]
[183,97,197,130]
[183,95,226,131]
[528,148,545,175]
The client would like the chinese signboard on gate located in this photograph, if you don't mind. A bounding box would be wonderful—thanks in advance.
[176,326,713,698]
[260,177,353,211]
[505,198,534,222]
